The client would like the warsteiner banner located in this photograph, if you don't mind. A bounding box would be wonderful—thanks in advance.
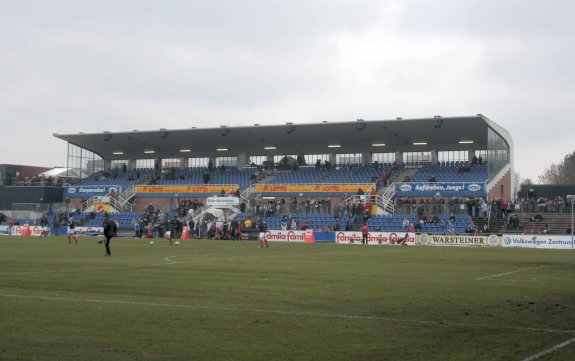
[418,233,501,247]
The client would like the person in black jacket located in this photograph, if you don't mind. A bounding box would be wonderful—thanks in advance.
[103,213,118,256]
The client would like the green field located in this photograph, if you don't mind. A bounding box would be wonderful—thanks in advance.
[0,236,574,361]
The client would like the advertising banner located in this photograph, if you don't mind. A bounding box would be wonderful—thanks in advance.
[502,234,575,249]
[255,184,372,194]
[12,225,44,237]
[334,231,415,245]
[75,226,104,234]
[417,233,500,247]
[64,185,122,198]
[136,185,238,194]
[395,182,486,197]
[93,196,111,213]
[206,196,240,208]
[8,225,104,236]
[265,230,307,243]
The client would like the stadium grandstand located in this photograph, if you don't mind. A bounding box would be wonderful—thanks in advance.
[1,114,573,238]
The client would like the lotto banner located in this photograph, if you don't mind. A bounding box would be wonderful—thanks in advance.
[255,184,372,193]
[502,234,575,249]
[334,231,416,245]
[417,233,501,247]
[136,185,238,194]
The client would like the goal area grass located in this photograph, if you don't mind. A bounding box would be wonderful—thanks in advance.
[0,236,574,360]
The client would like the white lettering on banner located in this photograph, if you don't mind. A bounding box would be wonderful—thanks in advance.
[206,197,239,208]
[335,231,415,245]
[397,183,484,193]
[418,234,500,247]
[265,230,306,242]
[66,186,122,195]
[502,234,575,249]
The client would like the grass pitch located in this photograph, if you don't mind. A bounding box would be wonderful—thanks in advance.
[0,236,574,361]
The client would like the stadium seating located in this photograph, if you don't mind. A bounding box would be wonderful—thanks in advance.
[73,167,257,189]
[266,164,403,184]
[365,214,469,233]
[409,162,487,183]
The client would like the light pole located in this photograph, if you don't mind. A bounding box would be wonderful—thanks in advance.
[568,195,574,249]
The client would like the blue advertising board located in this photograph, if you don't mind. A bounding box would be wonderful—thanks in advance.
[64,185,122,198]
[394,182,486,197]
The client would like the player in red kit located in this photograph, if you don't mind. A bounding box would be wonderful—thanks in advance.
[361,223,369,245]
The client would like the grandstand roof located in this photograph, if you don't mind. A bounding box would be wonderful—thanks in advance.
[53,114,501,160]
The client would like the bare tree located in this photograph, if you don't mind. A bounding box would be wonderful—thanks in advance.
[538,150,575,184]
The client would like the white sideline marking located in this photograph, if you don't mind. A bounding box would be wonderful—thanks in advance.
[521,336,575,361]
[0,292,573,335]
[476,265,551,280]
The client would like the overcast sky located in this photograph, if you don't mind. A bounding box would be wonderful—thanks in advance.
[1,0,573,182]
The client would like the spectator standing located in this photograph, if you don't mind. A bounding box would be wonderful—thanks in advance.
[402,217,409,231]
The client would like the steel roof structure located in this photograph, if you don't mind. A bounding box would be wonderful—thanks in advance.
[53,114,504,161]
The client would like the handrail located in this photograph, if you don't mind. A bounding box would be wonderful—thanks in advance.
[183,206,204,225]
[240,184,256,209]
[118,185,135,211]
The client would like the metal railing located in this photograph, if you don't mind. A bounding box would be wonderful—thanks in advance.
[183,206,204,225]
[379,184,396,214]
[240,184,256,210]
[118,185,135,211]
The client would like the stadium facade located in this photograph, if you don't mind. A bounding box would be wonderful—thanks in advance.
[53,114,513,209]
